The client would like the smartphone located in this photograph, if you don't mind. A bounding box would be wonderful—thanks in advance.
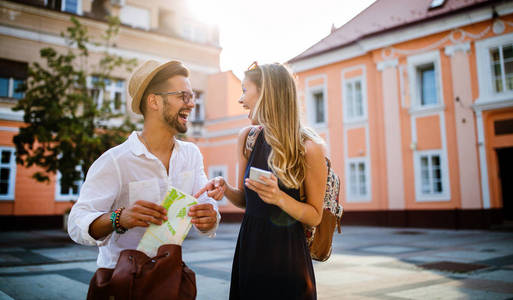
[249,167,272,184]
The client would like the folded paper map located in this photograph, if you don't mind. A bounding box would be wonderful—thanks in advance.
[137,186,198,257]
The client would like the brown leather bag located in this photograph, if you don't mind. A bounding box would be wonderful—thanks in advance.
[301,158,343,262]
[87,244,196,300]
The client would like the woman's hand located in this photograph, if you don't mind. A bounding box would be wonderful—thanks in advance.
[244,174,283,206]
[194,177,227,201]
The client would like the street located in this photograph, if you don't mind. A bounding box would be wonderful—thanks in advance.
[0,224,512,299]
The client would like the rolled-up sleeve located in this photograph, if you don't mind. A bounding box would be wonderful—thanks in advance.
[68,151,121,246]
[191,145,220,237]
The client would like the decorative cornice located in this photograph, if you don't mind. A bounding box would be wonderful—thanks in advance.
[377,59,398,71]
[444,42,471,56]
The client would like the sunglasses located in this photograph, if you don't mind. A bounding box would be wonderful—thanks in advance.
[154,91,195,104]
[247,61,259,71]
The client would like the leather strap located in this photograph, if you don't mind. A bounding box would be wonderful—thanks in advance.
[244,126,263,159]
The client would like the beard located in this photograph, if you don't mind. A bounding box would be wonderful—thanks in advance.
[163,98,188,134]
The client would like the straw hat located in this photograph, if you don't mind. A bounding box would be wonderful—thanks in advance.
[127,60,180,115]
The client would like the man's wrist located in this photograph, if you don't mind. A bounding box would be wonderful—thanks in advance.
[111,207,127,234]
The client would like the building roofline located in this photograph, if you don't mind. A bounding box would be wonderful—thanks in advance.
[288,0,499,63]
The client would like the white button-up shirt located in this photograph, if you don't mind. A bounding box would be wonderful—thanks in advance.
[68,131,220,268]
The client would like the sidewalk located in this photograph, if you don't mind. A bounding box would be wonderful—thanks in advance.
[0,224,512,299]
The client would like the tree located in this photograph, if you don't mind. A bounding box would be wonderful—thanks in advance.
[13,16,138,191]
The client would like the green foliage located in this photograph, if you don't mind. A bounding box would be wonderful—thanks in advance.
[13,16,139,189]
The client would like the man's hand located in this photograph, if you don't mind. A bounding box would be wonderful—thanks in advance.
[194,177,227,201]
[119,200,168,229]
[188,203,217,232]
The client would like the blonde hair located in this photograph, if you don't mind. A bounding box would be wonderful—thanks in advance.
[245,63,324,189]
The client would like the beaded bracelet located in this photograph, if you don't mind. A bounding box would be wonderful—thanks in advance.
[110,207,127,234]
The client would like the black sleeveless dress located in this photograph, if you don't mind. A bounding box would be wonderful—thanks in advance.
[229,131,316,300]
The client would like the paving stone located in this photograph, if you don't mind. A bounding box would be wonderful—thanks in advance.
[31,246,98,262]
[467,269,513,283]
[0,290,14,300]
[477,254,513,267]
[0,251,59,266]
[387,283,512,300]
[195,274,230,300]
[419,261,489,273]
[0,274,88,300]
[434,250,508,262]
[1,225,512,299]
[357,245,425,254]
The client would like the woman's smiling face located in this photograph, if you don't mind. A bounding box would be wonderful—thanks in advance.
[238,77,260,119]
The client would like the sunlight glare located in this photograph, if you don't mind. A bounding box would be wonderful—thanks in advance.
[186,0,224,26]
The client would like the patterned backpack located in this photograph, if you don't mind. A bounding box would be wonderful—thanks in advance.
[245,126,343,262]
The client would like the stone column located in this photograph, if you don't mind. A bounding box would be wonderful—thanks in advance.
[377,59,405,209]
[445,43,483,208]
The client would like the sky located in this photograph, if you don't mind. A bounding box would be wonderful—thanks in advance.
[187,0,377,78]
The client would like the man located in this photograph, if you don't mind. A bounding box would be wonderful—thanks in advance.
[68,60,221,269]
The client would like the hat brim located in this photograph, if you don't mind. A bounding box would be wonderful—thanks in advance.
[130,61,178,115]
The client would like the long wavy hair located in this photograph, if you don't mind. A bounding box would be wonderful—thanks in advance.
[245,63,324,189]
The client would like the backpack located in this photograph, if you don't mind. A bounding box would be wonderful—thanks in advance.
[245,126,343,262]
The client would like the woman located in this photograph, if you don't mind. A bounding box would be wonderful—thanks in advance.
[221,62,327,300]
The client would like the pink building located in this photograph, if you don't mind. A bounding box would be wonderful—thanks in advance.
[203,0,513,228]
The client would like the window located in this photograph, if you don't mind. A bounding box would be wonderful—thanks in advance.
[191,91,204,122]
[429,0,445,9]
[475,33,513,103]
[55,167,83,201]
[418,64,437,106]
[313,92,325,124]
[489,44,513,93]
[0,59,27,100]
[407,51,442,110]
[61,0,82,15]
[208,166,228,205]
[307,87,326,126]
[89,76,125,114]
[419,153,442,195]
[0,147,16,200]
[346,159,369,201]
[181,20,209,43]
[120,5,150,30]
[344,78,365,121]
[414,150,449,201]
[0,77,24,100]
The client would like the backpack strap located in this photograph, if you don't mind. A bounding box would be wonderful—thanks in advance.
[244,126,263,159]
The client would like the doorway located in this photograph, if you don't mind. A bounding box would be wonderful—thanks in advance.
[497,147,513,221]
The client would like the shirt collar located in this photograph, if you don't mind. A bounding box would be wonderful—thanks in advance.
[128,131,181,157]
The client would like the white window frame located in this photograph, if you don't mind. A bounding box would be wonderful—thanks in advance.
[88,77,126,114]
[407,51,444,112]
[0,77,24,99]
[180,19,208,43]
[119,5,150,30]
[413,149,450,202]
[305,79,328,128]
[61,0,83,15]
[475,32,513,104]
[190,91,205,122]
[0,147,16,200]
[345,157,371,202]
[208,165,228,205]
[55,167,83,201]
[343,76,367,123]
